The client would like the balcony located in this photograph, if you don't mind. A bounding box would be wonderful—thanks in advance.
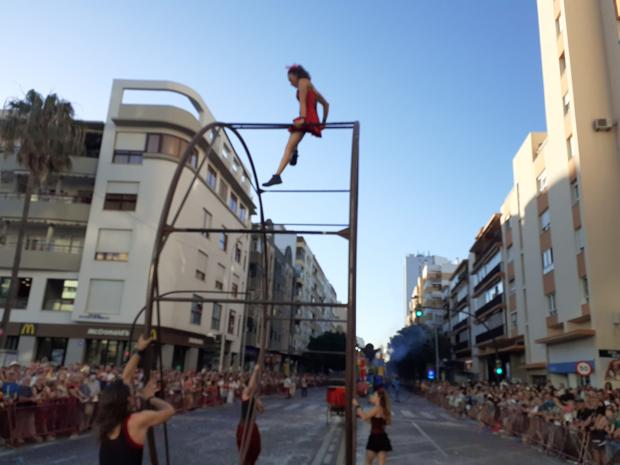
[475,325,504,344]
[453,340,470,352]
[475,293,503,318]
[473,263,502,293]
[0,193,91,223]
[0,240,83,272]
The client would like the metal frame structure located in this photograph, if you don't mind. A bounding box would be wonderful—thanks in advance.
[134,121,360,465]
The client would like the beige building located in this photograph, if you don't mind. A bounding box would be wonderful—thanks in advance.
[499,0,620,387]
[406,262,456,327]
[0,80,255,371]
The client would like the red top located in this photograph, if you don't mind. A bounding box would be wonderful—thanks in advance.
[290,88,322,137]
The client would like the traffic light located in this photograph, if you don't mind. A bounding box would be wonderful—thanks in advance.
[494,359,503,376]
[415,305,424,318]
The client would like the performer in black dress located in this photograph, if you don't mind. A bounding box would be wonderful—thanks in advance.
[354,389,392,465]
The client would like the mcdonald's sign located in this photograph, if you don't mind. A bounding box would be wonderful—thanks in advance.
[150,329,158,340]
[19,323,36,336]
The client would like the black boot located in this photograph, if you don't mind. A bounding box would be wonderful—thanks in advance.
[290,149,299,166]
[262,174,282,187]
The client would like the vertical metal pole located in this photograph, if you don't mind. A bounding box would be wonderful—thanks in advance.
[434,326,440,380]
[345,122,360,465]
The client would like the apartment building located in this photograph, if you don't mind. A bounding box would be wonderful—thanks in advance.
[406,261,456,327]
[244,226,296,371]
[0,80,254,371]
[404,253,451,316]
[447,259,474,379]
[498,0,620,388]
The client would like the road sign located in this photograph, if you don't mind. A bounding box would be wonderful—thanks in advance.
[576,361,592,376]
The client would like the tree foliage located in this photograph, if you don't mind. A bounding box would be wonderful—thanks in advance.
[303,331,346,373]
[387,325,450,381]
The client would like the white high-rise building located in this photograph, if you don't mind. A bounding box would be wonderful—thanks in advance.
[404,254,451,315]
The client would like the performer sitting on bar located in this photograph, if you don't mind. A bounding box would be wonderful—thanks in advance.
[262,64,329,187]
[96,335,175,465]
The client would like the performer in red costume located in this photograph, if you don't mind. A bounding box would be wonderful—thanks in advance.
[262,64,329,187]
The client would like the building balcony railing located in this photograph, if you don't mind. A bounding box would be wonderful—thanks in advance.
[475,325,504,344]
[453,318,469,331]
[0,192,93,204]
[473,263,502,294]
[0,240,83,272]
[453,340,470,352]
[475,293,503,318]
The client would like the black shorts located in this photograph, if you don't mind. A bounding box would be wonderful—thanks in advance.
[366,433,392,453]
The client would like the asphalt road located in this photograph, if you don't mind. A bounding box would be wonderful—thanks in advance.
[1,389,569,465]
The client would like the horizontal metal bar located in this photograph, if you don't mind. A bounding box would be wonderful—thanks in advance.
[260,189,350,194]
[159,289,249,296]
[228,122,355,130]
[155,297,348,307]
[164,227,344,236]
[303,350,346,355]
[272,223,349,227]
[267,317,347,323]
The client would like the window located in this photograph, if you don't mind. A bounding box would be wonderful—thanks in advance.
[0,277,32,309]
[222,145,231,159]
[581,277,590,304]
[43,279,77,312]
[95,229,131,261]
[475,280,503,310]
[86,279,123,315]
[563,92,571,115]
[218,181,228,201]
[559,52,566,75]
[234,243,242,263]
[229,193,238,214]
[211,303,222,330]
[215,280,224,291]
[146,134,161,153]
[239,205,247,222]
[571,180,580,205]
[540,209,551,232]
[506,245,514,262]
[207,166,217,190]
[228,310,236,334]
[202,209,212,238]
[546,293,557,315]
[616,0,620,20]
[510,312,518,329]
[103,193,137,211]
[232,158,240,173]
[555,14,564,35]
[219,228,228,251]
[113,151,143,164]
[196,250,208,281]
[231,283,238,298]
[567,135,576,159]
[35,337,67,365]
[161,134,180,157]
[575,228,585,253]
[536,170,548,193]
[542,248,554,274]
[190,295,203,325]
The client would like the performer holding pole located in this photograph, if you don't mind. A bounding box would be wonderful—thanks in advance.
[353,390,393,465]
[96,335,175,465]
[237,364,264,465]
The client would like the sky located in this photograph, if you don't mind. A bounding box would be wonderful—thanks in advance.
[1,1,547,348]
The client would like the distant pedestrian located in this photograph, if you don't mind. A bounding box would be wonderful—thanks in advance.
[353,390,392,465]
[301,376,308,398]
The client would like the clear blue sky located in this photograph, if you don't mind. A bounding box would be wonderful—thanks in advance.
[2,1,546,347]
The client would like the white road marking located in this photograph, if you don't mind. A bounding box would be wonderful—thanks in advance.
[419,410,434,419]
[268,402,284,410]
[440,412,454,421]
[411,420,448,457]
[284,402,301,411]
[310,423,338,465]
[400,409,415,418]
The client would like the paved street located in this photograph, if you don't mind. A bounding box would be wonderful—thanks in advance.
[1,390,569,465]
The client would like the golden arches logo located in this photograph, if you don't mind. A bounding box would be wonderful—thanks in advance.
[150,329,158,340]
[20,324,36,336]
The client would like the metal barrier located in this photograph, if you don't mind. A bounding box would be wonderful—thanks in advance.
[424,390,620,465]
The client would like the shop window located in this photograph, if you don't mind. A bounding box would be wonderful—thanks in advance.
[4,336,19,351]
[172,345,187,371]
[84,339,127,367]
[0,277,32,309]
[43,279,77,312]
[35,337,68,366]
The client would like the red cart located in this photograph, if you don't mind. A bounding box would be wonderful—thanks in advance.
[326,385,346,423]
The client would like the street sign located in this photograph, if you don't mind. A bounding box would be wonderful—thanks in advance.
[576,361,592,376]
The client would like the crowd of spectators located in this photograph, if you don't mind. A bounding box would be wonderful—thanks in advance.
[421,380,620,465]
[0,361,326,447]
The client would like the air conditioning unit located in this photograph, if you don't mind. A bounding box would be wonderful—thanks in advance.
[592,118,614,132]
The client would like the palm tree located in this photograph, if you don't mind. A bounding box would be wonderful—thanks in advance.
[0,90,84,351]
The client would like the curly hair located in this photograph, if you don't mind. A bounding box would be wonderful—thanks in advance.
[287,64,311,80]
[95,379,131,442]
